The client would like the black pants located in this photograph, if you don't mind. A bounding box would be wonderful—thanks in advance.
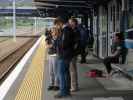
[103,56,119,74]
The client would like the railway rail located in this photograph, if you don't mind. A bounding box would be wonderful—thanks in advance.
[0,37,38,83]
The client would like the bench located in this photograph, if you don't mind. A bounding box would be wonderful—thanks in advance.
[109,49,133,80]
[111,64,133,80]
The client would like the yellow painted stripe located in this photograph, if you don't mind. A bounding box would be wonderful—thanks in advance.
[15,36,46,100]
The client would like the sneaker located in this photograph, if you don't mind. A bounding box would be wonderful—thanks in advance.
[47,86,54,91]
[53,86,59,91]
[70,88,79,92]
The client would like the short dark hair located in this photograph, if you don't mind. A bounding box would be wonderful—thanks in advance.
[69,18,78,25]
[54,17,64,25]
[115,33,124,40]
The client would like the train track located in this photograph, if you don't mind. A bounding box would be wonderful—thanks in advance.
[0,38,31,62]
[0,37,38,83]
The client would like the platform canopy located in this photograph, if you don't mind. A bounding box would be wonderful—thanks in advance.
[0,0,109,17]
[33,0,109,17]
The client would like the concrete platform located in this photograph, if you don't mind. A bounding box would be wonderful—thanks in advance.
[43,55,133,100]
[1,36,133,100]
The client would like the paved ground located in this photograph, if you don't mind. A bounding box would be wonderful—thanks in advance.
[43,55,133,100]
[3,45,133,100]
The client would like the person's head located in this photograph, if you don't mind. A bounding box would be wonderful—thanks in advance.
[114,33,124,43]
[68,18,78,29]
[50,26,61,37]
[54,17,64,29]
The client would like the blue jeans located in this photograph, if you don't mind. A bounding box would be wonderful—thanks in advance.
[58,58,71,95]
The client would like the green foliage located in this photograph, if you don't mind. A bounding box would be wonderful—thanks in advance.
[0,17,34,29]
[0,17,12,29]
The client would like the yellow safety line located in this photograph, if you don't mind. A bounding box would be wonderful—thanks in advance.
[15,35,46,100]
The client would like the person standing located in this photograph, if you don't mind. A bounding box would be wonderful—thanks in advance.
[68,18,80,92]
[54,17,74,98]
[45,26,60,91]
[78,24,89,63]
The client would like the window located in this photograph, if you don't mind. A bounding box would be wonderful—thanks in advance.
[128,0,133,29]
[111,6,113,21]
[113,5,116,31]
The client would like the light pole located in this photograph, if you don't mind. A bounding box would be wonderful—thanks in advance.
[13,0,16,41]
[34,17,37,35]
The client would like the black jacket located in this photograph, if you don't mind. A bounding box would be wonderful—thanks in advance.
[72,27,81,56]
[57,26,75,59]
[45,35,57,55]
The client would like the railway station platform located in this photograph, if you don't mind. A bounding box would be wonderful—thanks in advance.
[0,0,133,99]
[0,35,133,100]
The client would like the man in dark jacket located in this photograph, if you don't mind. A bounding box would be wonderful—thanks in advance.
[54,17,74,98]
[78,24,89,63]
[68,18,80,92]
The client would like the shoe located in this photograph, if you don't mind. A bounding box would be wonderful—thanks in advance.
[70,88,79,92]
[53,86,59,91]
[47,86,54,91]
[54,93,71,98]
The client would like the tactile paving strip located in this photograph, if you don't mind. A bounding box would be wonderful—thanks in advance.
[15,36,46,100]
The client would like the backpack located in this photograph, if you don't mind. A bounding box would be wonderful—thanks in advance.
[88,69,103,78]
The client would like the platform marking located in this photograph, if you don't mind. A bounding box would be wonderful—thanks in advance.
[15,35,46,100]
[0,36,42,100]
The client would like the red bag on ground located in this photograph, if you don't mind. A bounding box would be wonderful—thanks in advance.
[85,69,103,78]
